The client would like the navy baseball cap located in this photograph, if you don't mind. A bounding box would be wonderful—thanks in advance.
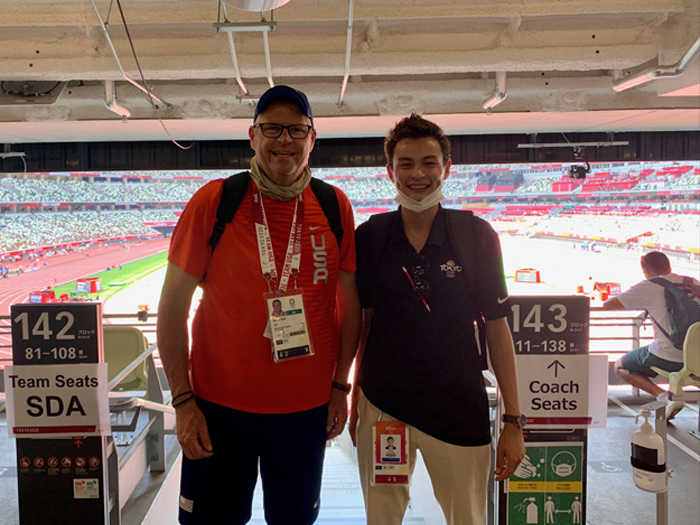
[254,85,314,125]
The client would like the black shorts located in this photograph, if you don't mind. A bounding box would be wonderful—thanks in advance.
[179,398,328,525]
[620,346,683,378]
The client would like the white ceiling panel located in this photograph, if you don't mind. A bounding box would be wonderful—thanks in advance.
[0,0,697,143]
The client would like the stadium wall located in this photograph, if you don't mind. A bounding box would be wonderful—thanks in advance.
[2,131,698,172]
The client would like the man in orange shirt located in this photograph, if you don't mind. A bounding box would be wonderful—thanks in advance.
[158,85,361,525]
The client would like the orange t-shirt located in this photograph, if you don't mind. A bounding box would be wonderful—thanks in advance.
[168,178,356,414]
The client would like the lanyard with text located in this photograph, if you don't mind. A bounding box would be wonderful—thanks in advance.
[251,182,305,295]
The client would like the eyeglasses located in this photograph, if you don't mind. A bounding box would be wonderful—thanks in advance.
[254,123,313,139]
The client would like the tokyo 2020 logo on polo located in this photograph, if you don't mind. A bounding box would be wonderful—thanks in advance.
[440,260,462,279]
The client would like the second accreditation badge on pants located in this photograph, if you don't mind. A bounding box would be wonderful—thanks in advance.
[372,421,410,486]
[263,291,315,363]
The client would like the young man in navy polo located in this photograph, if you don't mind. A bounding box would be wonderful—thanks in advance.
[351,114,525,525]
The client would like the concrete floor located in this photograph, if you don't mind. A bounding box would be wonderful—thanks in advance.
[586,393,700,525]
[1,392,698,525]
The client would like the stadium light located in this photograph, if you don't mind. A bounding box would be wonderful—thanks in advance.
[224,0,289,11]
[517,142,629,148]
[213,21,277,32]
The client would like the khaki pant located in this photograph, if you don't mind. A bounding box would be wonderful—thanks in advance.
[357,396,491,525]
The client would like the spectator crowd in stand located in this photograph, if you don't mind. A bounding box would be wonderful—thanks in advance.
[0,162,698,255]
[0,178,205,203]
[0,210,179,252]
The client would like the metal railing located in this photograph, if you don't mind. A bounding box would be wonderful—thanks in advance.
[105,338,175,471]
[1,307,652,364]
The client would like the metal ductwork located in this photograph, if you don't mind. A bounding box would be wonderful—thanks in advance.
[216,3,275,91]
[482,71,507,111]
[220,2,249,95]
[337,0,355,107]
[90,0,169,109]
[613,37,700,93]
[104,81,131,121]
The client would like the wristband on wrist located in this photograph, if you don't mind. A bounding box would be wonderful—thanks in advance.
[332,381,352,394]
[173,395,196,409]
[172,390,193,404]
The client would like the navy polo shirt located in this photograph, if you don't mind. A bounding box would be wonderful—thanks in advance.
[356,206,510,446]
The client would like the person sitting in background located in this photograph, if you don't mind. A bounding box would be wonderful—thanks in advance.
[603,251,700,420]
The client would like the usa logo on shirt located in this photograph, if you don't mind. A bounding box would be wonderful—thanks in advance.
[440,260,462,279]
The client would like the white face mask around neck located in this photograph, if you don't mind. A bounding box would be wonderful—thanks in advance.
[393,182,445,213]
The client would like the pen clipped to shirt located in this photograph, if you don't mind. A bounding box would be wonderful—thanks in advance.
[401,266,431,312]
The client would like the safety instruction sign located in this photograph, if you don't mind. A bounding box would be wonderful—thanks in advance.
[506,442,584,525]
[16,436,108,523]
[4,363,110,438]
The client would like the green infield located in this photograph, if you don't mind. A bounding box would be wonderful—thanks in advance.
[49,251,168,302]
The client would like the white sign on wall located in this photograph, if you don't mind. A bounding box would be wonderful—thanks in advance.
[4,363,110,438]
[516,354,606,428]
[508,296,607,429]
[518,354,589,422]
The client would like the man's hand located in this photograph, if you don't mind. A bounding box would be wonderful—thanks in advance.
[176,402,214,460]
[494,423,526,482]
[326,388,348,440]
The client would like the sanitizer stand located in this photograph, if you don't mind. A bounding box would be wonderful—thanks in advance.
[639,400,672,525]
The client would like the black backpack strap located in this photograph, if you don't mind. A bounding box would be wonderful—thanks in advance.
[445,209,489,369]
[446,210,478,303]
[208,173,343,253]
[208,171,250,250]
[355,212,395,309]
[682,276,700,298]
[309,177,343,249]
[647,277,675,343]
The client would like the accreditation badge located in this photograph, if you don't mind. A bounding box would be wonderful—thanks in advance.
[371,421,410,486]
[264,291,314,363]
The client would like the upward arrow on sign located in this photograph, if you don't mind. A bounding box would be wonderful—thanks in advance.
[548,360,566,377]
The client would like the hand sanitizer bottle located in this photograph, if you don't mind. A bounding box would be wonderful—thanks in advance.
[631,410,666,492]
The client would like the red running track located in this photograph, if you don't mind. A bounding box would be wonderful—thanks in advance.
[0,239,170,362]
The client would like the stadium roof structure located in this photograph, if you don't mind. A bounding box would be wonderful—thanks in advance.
[0,0,698,143]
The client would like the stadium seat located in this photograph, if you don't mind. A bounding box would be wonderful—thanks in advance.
[104,325,149,392]
[651,322,700,397]
[104,325,150,445]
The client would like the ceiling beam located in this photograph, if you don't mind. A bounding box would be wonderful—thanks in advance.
[0,0,686,27]
[0,46,658,82]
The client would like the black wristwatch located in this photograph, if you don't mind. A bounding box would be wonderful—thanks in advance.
[502,413,527,429]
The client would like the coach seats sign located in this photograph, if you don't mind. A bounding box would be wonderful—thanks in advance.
[507,296,606,428]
